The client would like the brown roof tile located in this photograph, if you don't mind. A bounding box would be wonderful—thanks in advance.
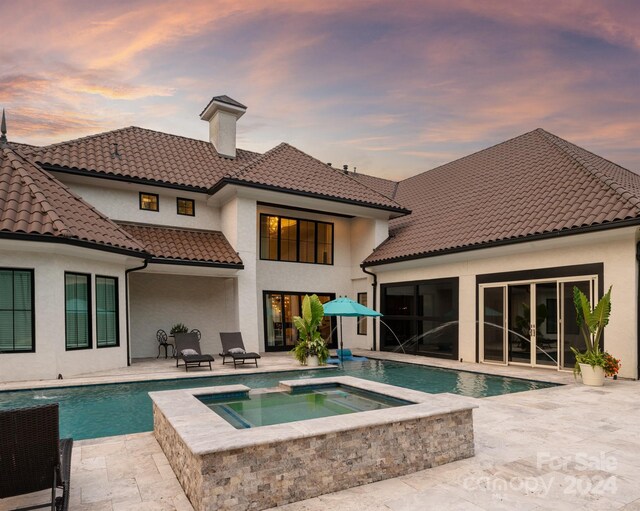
[118,223,242,266]
[0,146,146,255]
[33,126,261,190]
[364,128,640,265]
[224,143,408,213]
[350,172,399,200]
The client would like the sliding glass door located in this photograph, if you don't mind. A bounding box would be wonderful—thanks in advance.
[480,276,596,370]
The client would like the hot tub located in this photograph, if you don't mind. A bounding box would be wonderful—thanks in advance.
[150,376,477,511]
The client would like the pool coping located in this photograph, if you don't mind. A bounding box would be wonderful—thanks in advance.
[149,376,479,456]
[0,355,564,394]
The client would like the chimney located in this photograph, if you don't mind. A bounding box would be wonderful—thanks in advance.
[199,95,247,158]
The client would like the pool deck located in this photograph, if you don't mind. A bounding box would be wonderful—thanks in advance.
[2,352,639,510]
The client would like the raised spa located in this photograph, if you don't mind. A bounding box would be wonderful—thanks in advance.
[151,376,477,511]
[198,384,411,429]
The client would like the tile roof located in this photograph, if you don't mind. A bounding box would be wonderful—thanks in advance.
[221,143,409,213]
[33,126,261,190]
[117,223,243,267]
[364,128,640,265]
[32,128,404,213]
[0,145,146,255]
[350,172,398,200]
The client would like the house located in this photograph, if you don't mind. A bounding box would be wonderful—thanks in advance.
[0,97,638,381]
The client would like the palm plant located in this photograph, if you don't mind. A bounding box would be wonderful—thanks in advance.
[291,294,329,365]
[571,285,612,374]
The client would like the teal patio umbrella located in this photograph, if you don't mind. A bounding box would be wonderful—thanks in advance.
[322,297,382,366]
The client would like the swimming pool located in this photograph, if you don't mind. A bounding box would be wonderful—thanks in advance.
[0,359,556,439]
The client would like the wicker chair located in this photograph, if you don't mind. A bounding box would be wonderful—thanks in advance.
[0,403,73,511]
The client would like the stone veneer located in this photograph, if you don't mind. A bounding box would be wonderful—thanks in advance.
[151,377,477,511]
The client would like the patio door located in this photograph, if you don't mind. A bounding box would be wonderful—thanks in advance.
[480,285,507,364]
[481,276,597,370]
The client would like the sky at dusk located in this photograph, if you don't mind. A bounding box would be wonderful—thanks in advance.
[1,0,639,180]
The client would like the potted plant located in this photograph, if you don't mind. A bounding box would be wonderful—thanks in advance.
[291,294,330,366]
[603,352,621,379]
[571,285,616,386]
[170,323,189,335]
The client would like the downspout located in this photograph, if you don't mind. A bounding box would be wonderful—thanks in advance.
[637,242,640,379]
[361,265,378,352]
[125,259,149,366]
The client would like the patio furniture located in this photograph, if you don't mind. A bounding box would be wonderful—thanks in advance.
[0,403,73,511]
[219,332,261,368]
[191,329,201,341]
[175,332,214,372]
[156,329,175,359]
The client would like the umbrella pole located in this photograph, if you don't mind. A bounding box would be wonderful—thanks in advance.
[340,316,344,369]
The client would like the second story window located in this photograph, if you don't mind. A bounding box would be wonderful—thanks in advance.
[139,192,159,211]
[177,198,195,216]
[260,214,333,265]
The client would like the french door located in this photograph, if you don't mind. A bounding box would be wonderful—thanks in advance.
[479,276,596,370]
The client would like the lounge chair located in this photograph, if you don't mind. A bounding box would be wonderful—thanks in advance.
[0,403,73,511]
[219,332,261,368]
[175,332,214,372]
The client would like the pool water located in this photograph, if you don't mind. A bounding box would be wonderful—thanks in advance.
[0,359,556,440]
[201,384,411,429]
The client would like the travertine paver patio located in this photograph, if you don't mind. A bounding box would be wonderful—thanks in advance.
[2,353,639,510]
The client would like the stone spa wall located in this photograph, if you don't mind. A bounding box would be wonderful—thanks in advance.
[151,377,477,511]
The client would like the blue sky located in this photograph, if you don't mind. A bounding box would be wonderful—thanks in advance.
[1,0,639,179]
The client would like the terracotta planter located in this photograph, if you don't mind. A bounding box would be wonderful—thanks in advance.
[307,355,319,367]
[580,364,605,386]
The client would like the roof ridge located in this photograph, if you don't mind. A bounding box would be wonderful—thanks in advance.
[230,142,407,208]
[398,128,543,185]
[9,147,145,250]
[39,126,135,150]
[38,125,260,157]
[5,148,70,235]
[535,129,640,211]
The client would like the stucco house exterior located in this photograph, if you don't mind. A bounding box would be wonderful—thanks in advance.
[1,96,639,381]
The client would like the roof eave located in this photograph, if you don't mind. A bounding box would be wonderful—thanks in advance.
[0,231,150,259]
[208,178,411,216]
[40,164,209,193]
[148,257,244,269]
[362,217,640,268]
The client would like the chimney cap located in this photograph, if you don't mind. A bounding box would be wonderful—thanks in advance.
[200,95,247,121]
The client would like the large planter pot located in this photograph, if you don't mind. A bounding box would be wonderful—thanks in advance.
[580,364,605,386]
[307,355,319,367]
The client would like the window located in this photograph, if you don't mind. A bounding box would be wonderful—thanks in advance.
[177,197,195,216]
[264,292,337,351]
[65,273,91,350]
[139,192,159,211]
[380,278,459,359]
[0,269,34,352]
[96,276,118,348]
[357,292,368,335]
[259,214,333,265]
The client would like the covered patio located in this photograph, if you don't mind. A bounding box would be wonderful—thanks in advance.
[119,223,245,361]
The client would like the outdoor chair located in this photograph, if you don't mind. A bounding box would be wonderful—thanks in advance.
[175,332,214,372]
[219,332,261,368]
[0,403,73,511]
[156,329,175,359]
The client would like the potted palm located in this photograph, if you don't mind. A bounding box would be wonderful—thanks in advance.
[571,286,614,386]
[291,294,330,366]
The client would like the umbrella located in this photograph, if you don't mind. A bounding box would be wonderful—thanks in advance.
[322,297,382,367]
